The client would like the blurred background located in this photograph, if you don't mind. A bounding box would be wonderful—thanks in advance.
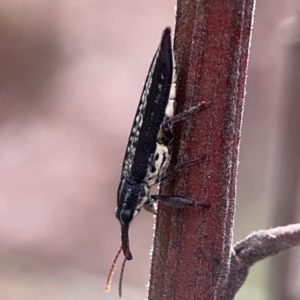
[0,1,299,299]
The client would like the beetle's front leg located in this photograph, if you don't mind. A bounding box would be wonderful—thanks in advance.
[143,194,208,215]
[150,194,210,208]
[143,195,198,215]
[143,202,157,215]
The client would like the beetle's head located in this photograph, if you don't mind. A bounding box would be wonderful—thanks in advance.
[115,207,140,226]
[116,179,147,259]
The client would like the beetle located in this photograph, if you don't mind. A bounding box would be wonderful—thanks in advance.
[105,27,207,297]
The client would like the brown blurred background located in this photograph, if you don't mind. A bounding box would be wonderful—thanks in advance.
[0,1,299,299]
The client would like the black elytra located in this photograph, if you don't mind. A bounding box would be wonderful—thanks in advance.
[116,27,175,260]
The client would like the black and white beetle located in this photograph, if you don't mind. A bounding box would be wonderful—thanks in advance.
[105,27,208,297]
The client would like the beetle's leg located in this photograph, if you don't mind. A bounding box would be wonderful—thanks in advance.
[161,101,207,136]
[150,194,210,208]
[159,155,206,183]
[143,202,157,215]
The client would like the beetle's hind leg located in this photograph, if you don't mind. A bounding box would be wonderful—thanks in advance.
[161,101,207,136]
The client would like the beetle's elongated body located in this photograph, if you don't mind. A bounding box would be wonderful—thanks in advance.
[106,27,207,297]
[115,27,175,260]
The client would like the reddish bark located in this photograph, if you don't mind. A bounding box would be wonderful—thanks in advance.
[148,1,255,299]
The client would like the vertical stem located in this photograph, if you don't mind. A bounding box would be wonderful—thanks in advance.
[148,1,255,299]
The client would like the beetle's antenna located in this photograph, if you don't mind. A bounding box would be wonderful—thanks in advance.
[105,246,122,292]
[118,255,127,298]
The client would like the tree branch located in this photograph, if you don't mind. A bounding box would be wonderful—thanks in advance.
[227,224,300,298]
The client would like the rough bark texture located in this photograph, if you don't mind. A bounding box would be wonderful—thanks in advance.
[148,1,255,299]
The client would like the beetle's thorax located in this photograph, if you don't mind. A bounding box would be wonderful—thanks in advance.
[117,178,150,211]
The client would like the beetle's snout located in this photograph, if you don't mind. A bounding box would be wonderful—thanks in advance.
[121,223,133,260]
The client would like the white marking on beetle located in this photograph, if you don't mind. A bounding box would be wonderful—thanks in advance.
[122,45,162,178]
[144,142,171,187]
[165,99,175,118]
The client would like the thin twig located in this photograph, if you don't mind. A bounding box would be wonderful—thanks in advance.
[226,223,300,298]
